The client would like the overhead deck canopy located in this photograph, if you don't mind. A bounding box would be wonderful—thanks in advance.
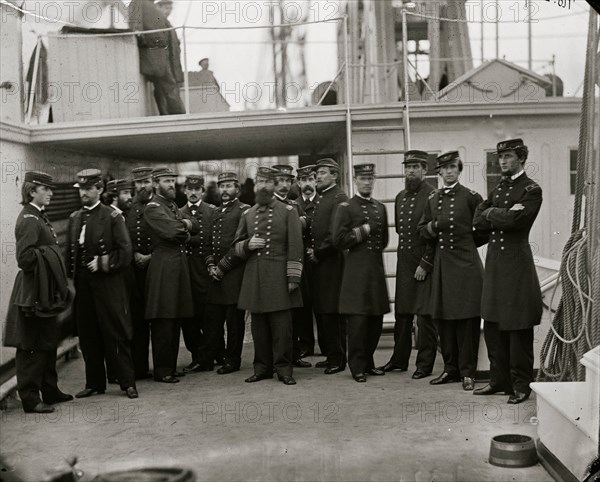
[25,105,407,161]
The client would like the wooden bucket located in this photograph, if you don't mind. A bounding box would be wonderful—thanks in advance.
[489,434,538,468]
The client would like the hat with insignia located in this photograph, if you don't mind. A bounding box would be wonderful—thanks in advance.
[73,168,103,188]
[24,171,54,188]
[184,174,205,188]
[273,164,295,178]
[199,57,209,64]
[151,167,176,179]
[296,165,316,179]
[131,167,153,182]
[403,150,430,167]
[217,172,239,184]
[497,138,525,154]
[255,166,278,180]
[315,158,340,171]
[353,163,375,176]
[106,179,132,194]
[436,151,461,169]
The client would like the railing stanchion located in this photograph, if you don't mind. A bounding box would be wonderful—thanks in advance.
[343,14,354,196]
[26,36,42,124]
[182,26,190,115]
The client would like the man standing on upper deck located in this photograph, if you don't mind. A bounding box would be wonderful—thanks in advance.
[418,152,487,392]
[128,0,185,115]
[308,158,349,375]
[473,138,543,405]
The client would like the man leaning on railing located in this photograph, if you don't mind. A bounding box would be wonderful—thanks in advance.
[128,0,185,116]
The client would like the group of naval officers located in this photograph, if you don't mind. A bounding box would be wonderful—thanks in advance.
[5,137,544,415]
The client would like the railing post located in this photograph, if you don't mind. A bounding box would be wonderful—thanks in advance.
[343,14,354,196]
[402,7,411,151]
[182,26,190,114]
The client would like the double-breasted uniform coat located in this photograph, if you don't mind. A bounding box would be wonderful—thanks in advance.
[4,204,70,411]
[418,183,485,378]
[234,198,303,377]
[333,195,390,376]
[68,203,135,391]
[143,194,200,379]
[296,193,321,356]
[201,198,251,369]
[309,184,349,367]
[388,181,439,373]
[180,201,215,365]
[474,171,543,394]
[125,195,154,378]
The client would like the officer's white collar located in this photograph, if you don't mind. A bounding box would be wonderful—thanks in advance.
[511,169,525,181]
[443,182,458,191]
[83,201,101,211]
[321,184,336,193]
[274,193,288,201]
[356,192,372,201]
[303,192,316,202]
[111,204,123,215]
[29,202,44,212]
[187,200,202,208]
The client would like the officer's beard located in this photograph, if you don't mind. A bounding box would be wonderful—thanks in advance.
[137,188,153,204]
[405,176,422,192]
[255,188,273,206]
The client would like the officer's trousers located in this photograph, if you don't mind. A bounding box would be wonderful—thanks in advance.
[390,314,438,373]
[321,313,347,367]
[436,317,480,378]
[483,321,534,395]
[347,315,383,376]
[16,348,60,411]
[130,265,150,378]
[201,304,245,369]
[250,310,293,378]
[150,318,181,379]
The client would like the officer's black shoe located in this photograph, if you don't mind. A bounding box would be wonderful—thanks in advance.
[324,365,345,375]
[245,373,271,383]
[293,359,312,368]
[411,370,431,380]
[215,358,226,366]
[315,360,329,368]
[155,376,179,383]
[75,388,105,398]
[429,372,461,385]
[507,391,530,404]
[379,362,407,373]
[473,384,504,395]
[173,370,186,377]
[44,391,73,404]
[125,387,139,399]
[462,377,475,391]
[25,402,55,414]
[182,362,202,373]
[368,368,385,376]
[299,350,314,358]
[279,375,297,385]
[217,364,240,375]
[354,373,367,383]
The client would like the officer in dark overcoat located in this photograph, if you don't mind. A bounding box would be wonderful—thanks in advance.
[295,165,322,357]
[308,158,349,374]
[418,152,486,391]
[128,0,185,115]
[68,169,138,399]
[3,172,72,413]
[179,175,216,373]
[333,164,389,382]
[202,172,251,375]
[234,167,304,385]
[473,138,543,404]
[378,150,438,379]
[125,167,155,379]
[273,164,311,369]
[144,167,200,383]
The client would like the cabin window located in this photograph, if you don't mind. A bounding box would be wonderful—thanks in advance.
[486,151,502,195]
[569,149,577,195]
[46,183,82,222]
